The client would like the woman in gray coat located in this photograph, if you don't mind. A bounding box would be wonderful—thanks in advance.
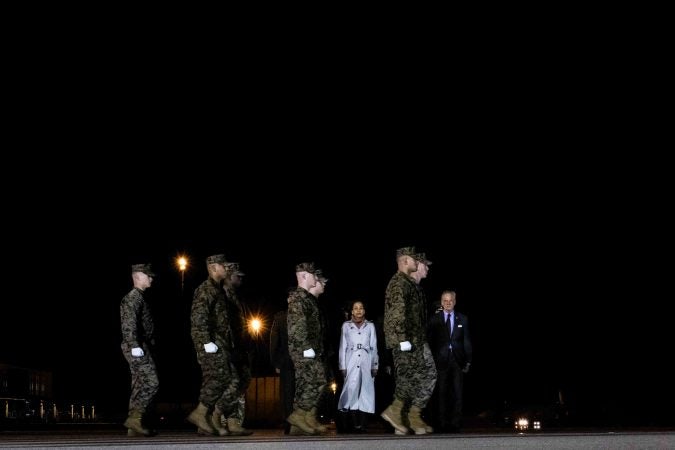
[338,301,379,432]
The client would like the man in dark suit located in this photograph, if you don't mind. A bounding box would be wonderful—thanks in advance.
[427,290,472,432]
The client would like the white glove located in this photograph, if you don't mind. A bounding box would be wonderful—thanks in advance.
[400,341,412,352]
[204,342,218,353]
[303,348,316,358]
[131,347,144,357]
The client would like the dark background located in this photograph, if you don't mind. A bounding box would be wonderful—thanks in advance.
[2,156,672,429]
[1,18,672,430]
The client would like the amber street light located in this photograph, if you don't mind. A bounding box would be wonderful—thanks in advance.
[177,256,188,294]
[248,316,263,337]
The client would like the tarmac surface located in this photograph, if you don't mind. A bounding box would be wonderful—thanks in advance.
[1,426,674,449]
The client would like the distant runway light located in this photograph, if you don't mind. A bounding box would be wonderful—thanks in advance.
[515,417,529,430]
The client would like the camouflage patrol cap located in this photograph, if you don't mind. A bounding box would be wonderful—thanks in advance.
[396,246,417,258]
[225,262,245,276]
[206,254,228,265]
[415,252,433,266]
[295,262,317,274]
[315,269,328,284]
[131,263,155,277]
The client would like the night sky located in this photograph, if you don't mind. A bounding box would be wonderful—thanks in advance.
[2,155,672,427]
[2,27,672,431]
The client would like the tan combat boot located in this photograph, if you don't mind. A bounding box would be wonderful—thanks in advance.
[408,405,432,434]
[187,402,216,435]
[305,407,327,433]
[227,417,253,436]
[381,398,408,434]
[124,409,152,437]
[210,408,229,436]
[288,425,302,435]
[287,408,316,435]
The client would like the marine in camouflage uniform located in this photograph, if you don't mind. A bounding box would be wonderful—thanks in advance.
[120,263,159,437]
[286,262,327,435]
[188,254,240,436]
[293,269,330,435]
[409,252,438,433]
[381,247,435,435]
[221,262,253,435]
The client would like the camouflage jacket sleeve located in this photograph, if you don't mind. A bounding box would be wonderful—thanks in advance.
[191,279,218,347]
[417,286,428,333]
[142,297,154,344]
[120,288,143,348]
[225,287,247,350]
[287,290,306,358]
[384,272,416,348]
[288,288,323,358]
[410,284,426,345]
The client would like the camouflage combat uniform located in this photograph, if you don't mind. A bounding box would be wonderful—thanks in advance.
[287,286,327,411]
[191,277,240,415]
[414,278,437,406]
[120,287,159,415]
[384,271,436,408]
[224,283,251,421]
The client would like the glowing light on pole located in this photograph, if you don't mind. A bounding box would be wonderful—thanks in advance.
[177,256,188,294]
[246,314,266,379]
[248,317,262,337]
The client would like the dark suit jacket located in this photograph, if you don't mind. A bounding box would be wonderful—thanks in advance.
[427,310,472,370]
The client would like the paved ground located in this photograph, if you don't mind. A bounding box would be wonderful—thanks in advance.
[1,428,674,449]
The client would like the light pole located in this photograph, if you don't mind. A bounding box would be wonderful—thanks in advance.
[177,256,188,294]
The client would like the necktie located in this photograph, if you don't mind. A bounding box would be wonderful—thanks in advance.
[446,313,452,335]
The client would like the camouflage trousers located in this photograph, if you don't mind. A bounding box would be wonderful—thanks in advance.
[196,350,240,416]
[392,342,437,408]
[291,358,326,411]
[229,363,251,421]
[121,343,159,414]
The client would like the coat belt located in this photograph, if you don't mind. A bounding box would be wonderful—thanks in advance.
[349,344,372,352]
